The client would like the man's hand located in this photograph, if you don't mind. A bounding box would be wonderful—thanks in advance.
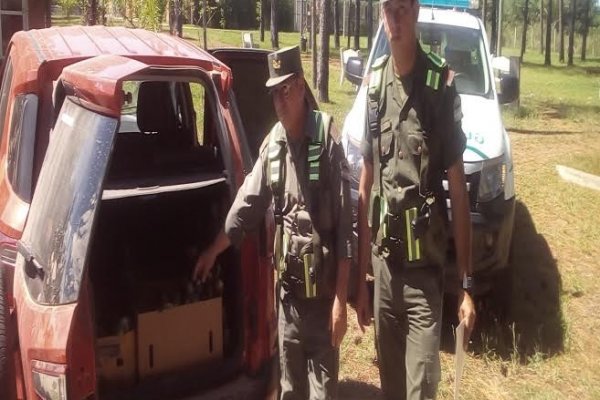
[192,247,218,283]
[457,290,476,348]
[355,281,371,333]
[330,296,348,347]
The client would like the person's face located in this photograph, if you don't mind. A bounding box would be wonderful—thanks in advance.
[270,74,305,125]
[381,0,419,46]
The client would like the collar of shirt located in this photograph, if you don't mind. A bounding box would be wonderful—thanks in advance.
[386,42,427,108]
[274,105,317,146]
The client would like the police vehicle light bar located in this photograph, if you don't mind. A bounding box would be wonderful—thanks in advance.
[423,0,480,10]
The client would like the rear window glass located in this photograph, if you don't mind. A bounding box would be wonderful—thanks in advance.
[108,79,223,186]
[22,98,117,305]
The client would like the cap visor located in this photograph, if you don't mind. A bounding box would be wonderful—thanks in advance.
[265,73,295,88]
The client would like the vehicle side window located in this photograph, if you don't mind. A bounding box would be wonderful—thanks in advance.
[190,82,209,145]
[7,94,38,201]
[0,56,13,143]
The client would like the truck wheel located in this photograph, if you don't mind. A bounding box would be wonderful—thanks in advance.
[0,268,12,398]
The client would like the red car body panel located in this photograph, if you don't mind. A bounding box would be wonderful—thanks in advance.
[0,26,276,399]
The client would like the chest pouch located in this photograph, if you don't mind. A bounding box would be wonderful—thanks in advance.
[269,112,335,300]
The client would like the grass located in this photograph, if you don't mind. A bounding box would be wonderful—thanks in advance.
[50,16,600,399]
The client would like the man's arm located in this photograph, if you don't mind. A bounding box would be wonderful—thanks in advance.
[447,157,476,343]
[330,136,352,347]
[193,146,272,281]
[356,159,374,331]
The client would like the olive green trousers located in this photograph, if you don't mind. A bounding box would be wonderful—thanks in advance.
[372,254,444,400]
[278,286,339,400]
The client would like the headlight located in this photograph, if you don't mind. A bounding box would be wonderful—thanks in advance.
[32,360,67,400]
[477,157,506,202]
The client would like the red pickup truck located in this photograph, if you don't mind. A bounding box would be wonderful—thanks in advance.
[0,26,280,400]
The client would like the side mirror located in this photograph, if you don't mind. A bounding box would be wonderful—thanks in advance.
[492,55,520,105]
[497,75,519,104]
[344,56,364,86]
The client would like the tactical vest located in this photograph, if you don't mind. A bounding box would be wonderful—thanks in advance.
[267,111,336,300]
[368,51,450,268]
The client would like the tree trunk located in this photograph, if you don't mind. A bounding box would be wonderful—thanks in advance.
[581,0,590,61]
[84,0,98,25]
[520,0,529,61]
[540,0,544,54]
[193,0,200,25]
[482,0,487,32]
[354,0,360,50]
[203,0,207,49]
[271,0,279,49]
[366,0,373,51]
[544,0,552,65]
[334,0,340,49]
[312,0,317,87]
[318,0,330,102]
[260,0,266,42]
[169,0,183,37]
[497,0,503,55]
[490,0,497,54]
[567,0,575,65]
[558,0,564,61]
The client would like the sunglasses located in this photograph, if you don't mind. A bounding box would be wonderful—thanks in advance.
[268,80,293,98]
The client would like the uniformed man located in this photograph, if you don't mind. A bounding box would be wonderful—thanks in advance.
[193,46,353,400]
[354,0,477,399]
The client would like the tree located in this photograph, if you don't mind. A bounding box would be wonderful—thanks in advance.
[334,0,340,49]
[367,0,373,51]
[318,0,331,102]
[544,0,552,65]
[520,0,530,61]
[83,0,98,25]
[312,0,317,87]
[354,0,360,50]
[490,0,498,54]
[271,0,279,48]
[567,0,575,65]
[260,0,266,42]
[540,0,544,54]
[580,0,591,60]
[559,0,565,61]
[169,0,184,36]
[193,0,201,25]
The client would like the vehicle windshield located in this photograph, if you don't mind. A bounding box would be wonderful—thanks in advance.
[370,22,491,97]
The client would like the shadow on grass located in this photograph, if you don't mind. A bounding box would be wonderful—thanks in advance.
[441,200,564,363]
[338,379,382,399]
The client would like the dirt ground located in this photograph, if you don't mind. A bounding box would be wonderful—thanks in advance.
[338,116,600,399]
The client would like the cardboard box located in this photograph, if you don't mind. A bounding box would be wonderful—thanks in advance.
[137,297,223,378]
[97,330,136,386]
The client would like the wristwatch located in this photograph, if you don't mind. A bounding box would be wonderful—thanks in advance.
[462,274,474,295]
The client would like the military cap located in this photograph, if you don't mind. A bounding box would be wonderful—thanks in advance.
[266,46,303,88]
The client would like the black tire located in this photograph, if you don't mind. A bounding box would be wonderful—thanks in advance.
[0,268,12,398]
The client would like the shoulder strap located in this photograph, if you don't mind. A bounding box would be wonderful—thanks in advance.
[367,55,388,240]
[267,124,287,277]
[421,54,449,197]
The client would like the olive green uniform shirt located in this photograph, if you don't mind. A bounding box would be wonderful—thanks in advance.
[361,46,466,190]
[225,109,353,264]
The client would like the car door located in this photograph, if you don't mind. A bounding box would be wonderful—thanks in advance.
[14,55,148,400]
[210,48,283,373]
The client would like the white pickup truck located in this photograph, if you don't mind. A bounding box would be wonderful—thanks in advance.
[342,6,519,297]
